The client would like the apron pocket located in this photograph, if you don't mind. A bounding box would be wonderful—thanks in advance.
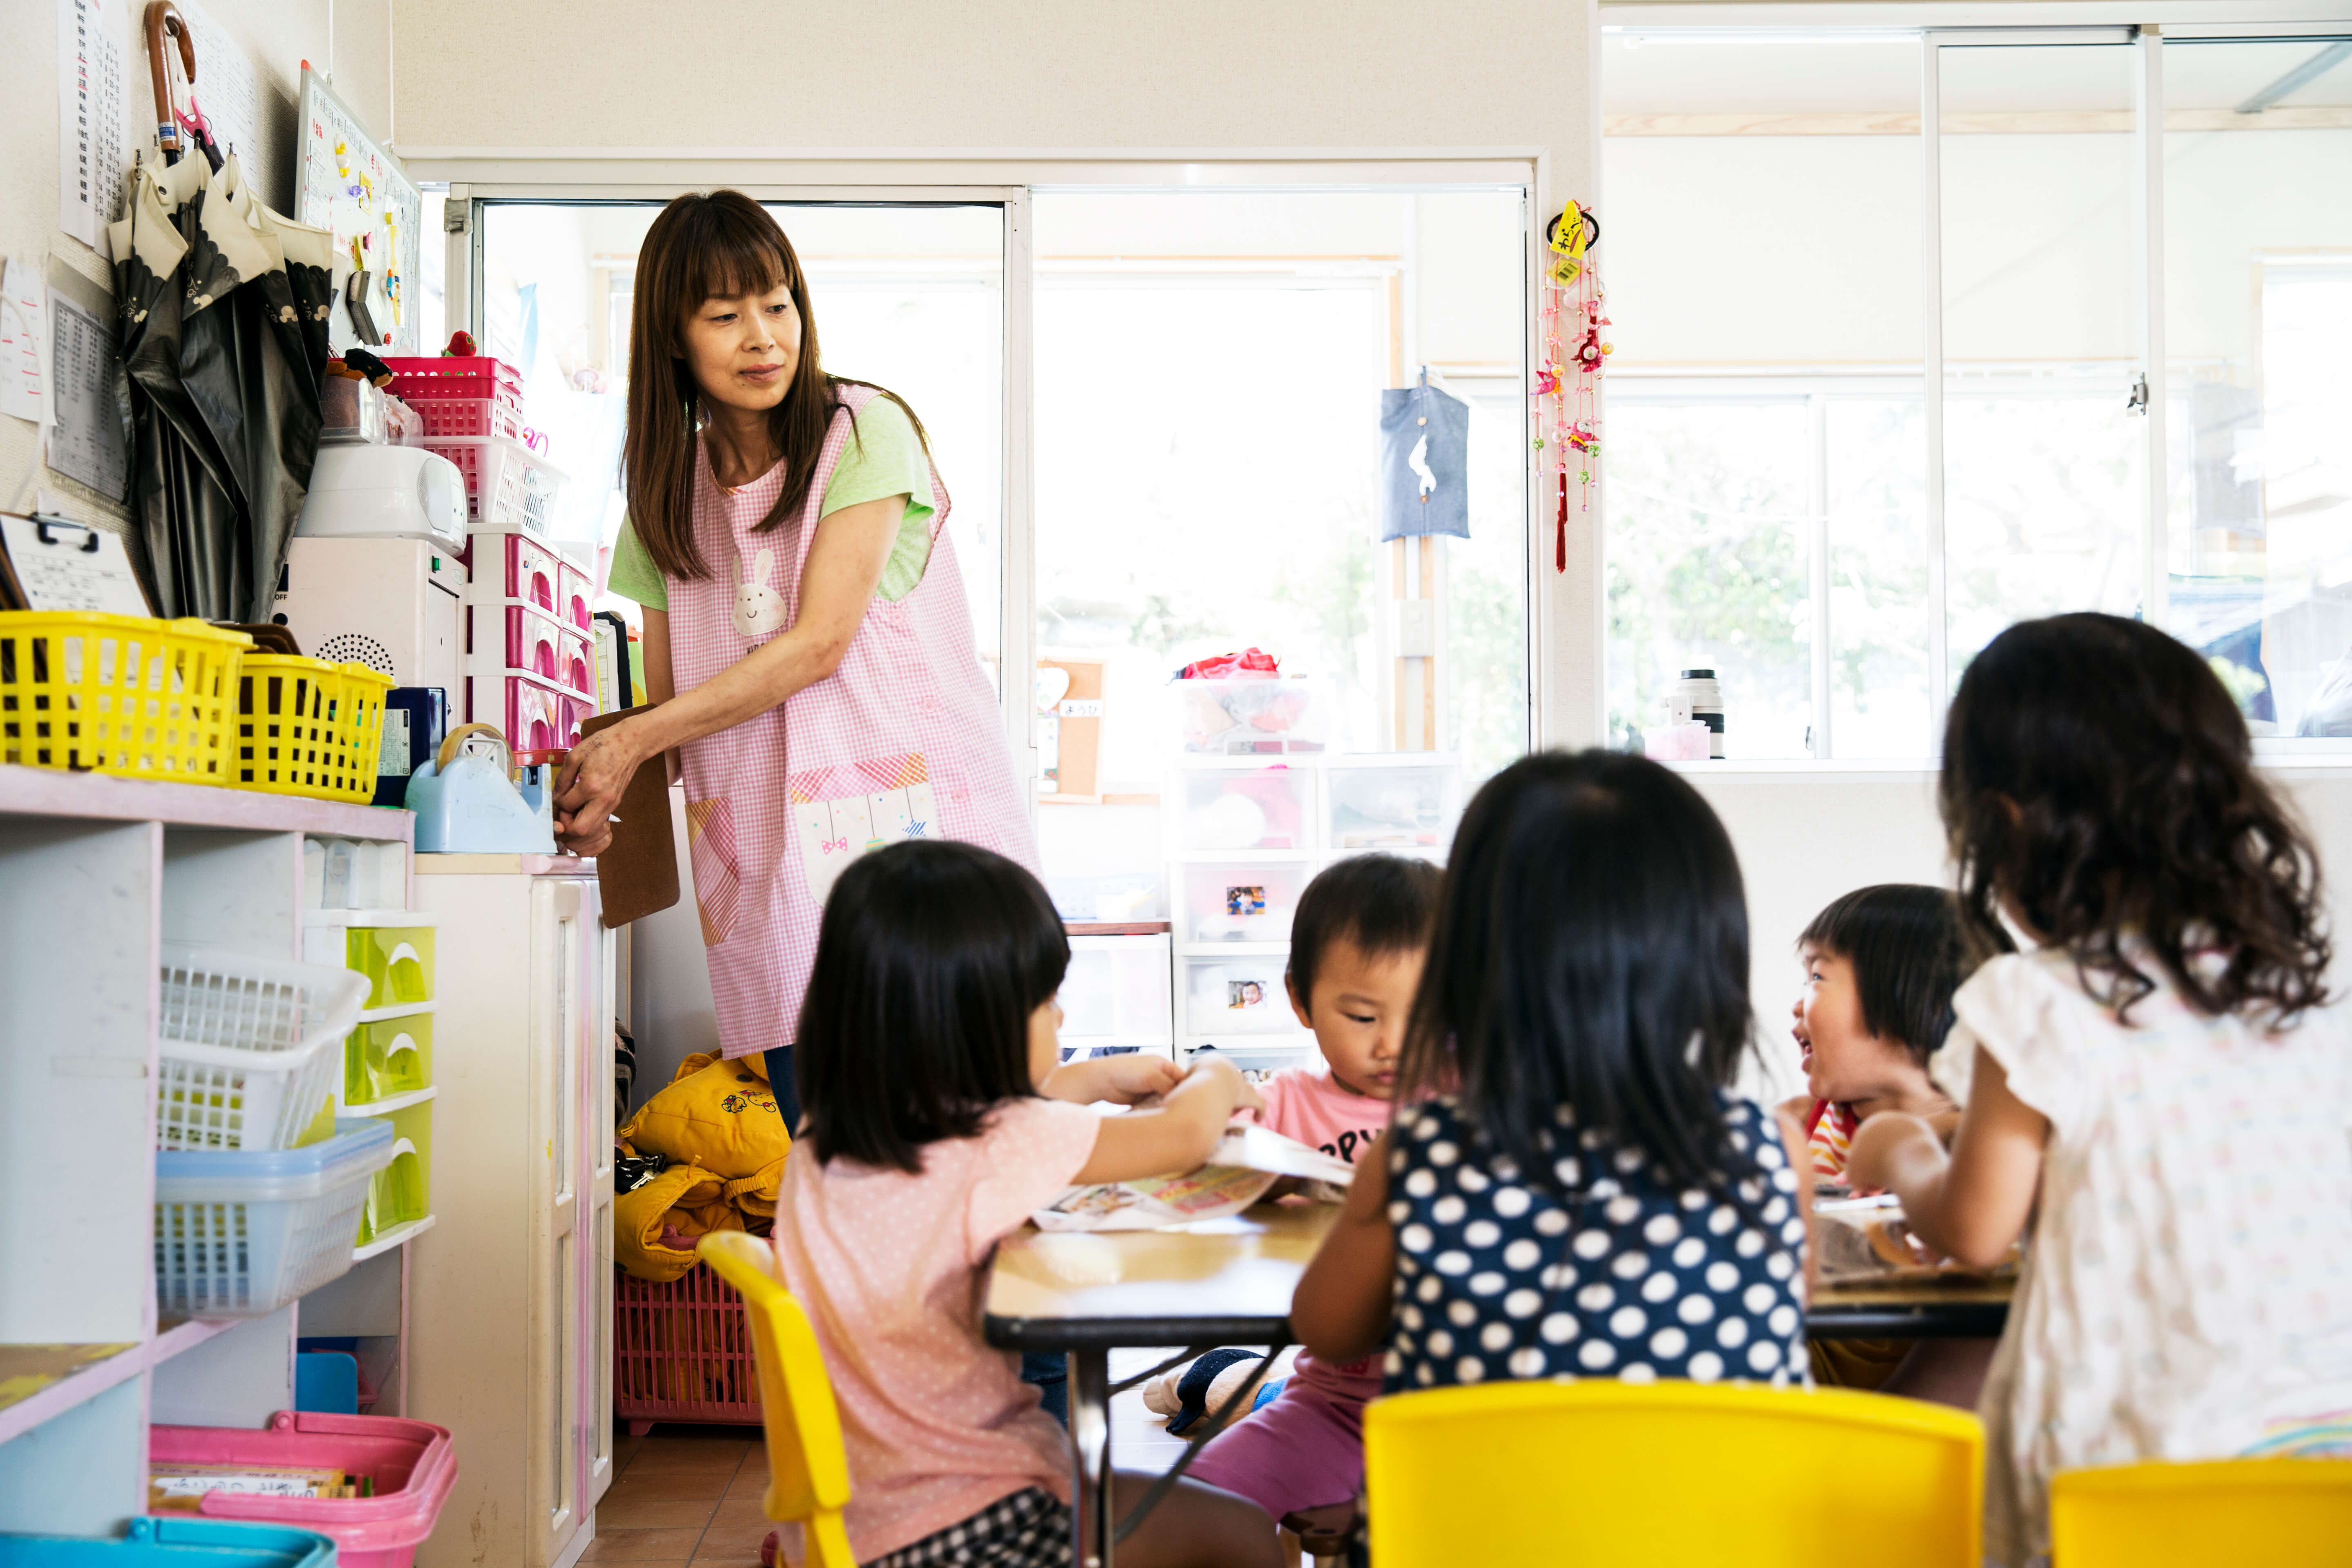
[684,794,742,947]
[787,751,938,905]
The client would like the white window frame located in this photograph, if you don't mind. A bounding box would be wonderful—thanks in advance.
[1595,7,2352,756]
[426,160,1546,792]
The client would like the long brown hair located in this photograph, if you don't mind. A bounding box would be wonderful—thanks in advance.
[1940,612,2330,1025]
[622,189,925,581]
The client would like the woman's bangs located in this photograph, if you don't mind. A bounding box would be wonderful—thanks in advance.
[686,209,796,306]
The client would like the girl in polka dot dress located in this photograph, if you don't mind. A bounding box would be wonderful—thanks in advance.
[1294,750,1813,1395]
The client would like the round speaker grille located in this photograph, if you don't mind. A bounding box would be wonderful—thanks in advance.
[316,633,396,677]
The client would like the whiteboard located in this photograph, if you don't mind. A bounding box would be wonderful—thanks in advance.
[294,65,422,356]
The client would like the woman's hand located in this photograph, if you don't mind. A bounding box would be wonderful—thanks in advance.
[553,720,646,856]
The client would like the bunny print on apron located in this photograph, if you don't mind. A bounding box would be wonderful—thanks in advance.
[666,388,1038,1058]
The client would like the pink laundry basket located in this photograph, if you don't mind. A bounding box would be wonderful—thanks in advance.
[614,1262,762,1434]
[149,1409,457,1568]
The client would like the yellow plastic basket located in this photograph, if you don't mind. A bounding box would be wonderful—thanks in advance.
[0,612,250,782]
[235,654,394,803]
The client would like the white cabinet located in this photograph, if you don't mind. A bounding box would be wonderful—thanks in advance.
[409,856,615,1568]
[0,770,414,1540]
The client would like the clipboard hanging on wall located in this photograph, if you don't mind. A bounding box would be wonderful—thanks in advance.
[0,513,156,615]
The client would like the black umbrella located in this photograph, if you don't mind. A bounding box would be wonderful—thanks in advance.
[172,155,320,622]
[110,160,240,619]
[222,155,336,394]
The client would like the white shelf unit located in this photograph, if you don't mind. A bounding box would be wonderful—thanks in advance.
[1165,752,1461,1072]
[0,767,419,1541]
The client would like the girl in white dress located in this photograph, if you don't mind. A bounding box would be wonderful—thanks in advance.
[1850,612,2352,1567]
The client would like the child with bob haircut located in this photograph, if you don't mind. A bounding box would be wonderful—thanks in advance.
[1294,751,1813,1401]
[1785,884,1966,1185]
[772,840,1279,1568]
[1189,853,1442,1526]
[1850,612,2352,1566]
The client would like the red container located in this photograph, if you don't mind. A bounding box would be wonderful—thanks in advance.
[496,602,593,698]
[485,532,560,615]
[493,670,570,753]
[150,1409,457,1568]
[380,355,523,408]
[407,396,525,445]
[614,1263,760,1434]
[557,562,593,633]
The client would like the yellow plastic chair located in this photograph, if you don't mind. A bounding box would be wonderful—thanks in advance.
[1363,1379,1982,1567]
[697,1231,856,1568]
[2050,1459,2352,1567]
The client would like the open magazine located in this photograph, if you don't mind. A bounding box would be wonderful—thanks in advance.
[1033,1123,1356,1232]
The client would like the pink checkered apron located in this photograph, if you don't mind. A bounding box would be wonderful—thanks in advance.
[668,385,1038,1059]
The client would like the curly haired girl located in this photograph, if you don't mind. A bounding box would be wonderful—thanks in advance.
[1849,612,2352,1566]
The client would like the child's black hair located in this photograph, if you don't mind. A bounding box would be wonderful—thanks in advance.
[1399,749,1759,1198]
[796,840,1068,1173]
[1799,885,1969,1065]
[1286,853,1443,1015]
[1942,612,2330,1025]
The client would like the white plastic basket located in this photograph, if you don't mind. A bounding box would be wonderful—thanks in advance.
[158,944,370,1151]
[155,1118,395,1319]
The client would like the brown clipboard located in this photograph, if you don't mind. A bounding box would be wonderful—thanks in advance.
[578,706,680,929]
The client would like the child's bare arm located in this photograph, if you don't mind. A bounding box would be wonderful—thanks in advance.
[1070,1057,1262,1185]
[1043,1052,1183,1107]
[1292,1132,1395,1362]
[1773,1108,1816,1299]
[1848,1053,2047,1269]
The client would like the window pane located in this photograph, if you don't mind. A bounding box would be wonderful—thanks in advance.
[1605,400,1813,758]
[2163,38,2352,736]
[1827,397,1933,757]
[1939,45,2145,673]
[1603,33,1925,756]
[476,201,1006,693]
[1031,190,1528,790]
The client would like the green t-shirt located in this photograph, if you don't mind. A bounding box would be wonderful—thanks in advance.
[605,395,934,612]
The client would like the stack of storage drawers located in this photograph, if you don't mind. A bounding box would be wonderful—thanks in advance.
[302,838,438,1259]
[1169,752,1463,1071]
[464,533,596,750]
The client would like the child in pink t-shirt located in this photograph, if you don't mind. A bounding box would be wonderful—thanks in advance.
[1189,854,1441,1526]
[770,841,1278,1568]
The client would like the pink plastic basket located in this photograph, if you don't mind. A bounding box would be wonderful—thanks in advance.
[150,1409,457,1568]
[381,355,523,408]
[614,1263,761,1434]
[405,396,526,445]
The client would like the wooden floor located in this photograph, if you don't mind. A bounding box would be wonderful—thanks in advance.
[587,1351,1267,1565]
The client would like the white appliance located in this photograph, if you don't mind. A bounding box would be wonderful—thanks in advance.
[274,537,468,695]
[297,443,468,549]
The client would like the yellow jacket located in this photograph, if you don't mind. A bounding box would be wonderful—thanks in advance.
[615,1052,791,1282]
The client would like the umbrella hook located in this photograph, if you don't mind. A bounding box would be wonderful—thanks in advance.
[143,2,220,171]
[144,3,195,163]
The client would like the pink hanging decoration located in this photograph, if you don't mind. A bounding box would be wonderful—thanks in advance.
[1535,202,1610,572]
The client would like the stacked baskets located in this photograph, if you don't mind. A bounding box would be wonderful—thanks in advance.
[155,944,390,1320]
[0,610,392,805]
[0,613,248,782]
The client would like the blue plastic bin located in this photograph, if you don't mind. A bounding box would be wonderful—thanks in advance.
[155,1120,395,1319]
[0,1516,337,1564]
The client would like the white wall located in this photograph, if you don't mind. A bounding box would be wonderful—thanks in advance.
[0,0,393,527]
[1690,763,2352,1100]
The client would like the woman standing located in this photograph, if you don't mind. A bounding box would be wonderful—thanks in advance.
[555,191,1035,1116]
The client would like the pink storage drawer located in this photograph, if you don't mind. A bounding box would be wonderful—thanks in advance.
[480,670,575,753]
[483,531,559,615]
[557,562,592,633]
[151,1408,457,1568]
[496,602,593,698]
